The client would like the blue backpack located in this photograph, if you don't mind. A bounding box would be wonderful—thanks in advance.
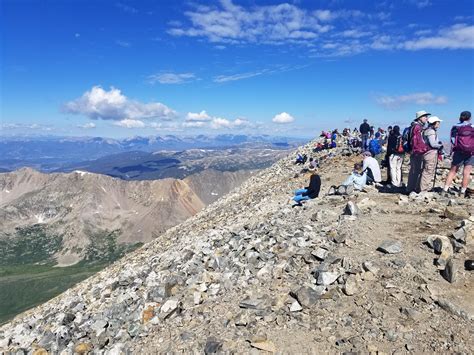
[369,139,381,155]
[402,125,413,152]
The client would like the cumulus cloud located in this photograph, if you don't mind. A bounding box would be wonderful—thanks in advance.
[272,112,295,124]
[209,117,252,129]
[182,109,253,130]
[375,92,448,109]
[113,119,146,128]
[186,110,211,121]
[77,122,96,129]
[148,72,196,84]
[402,24,474,50]
[62,86,176,121]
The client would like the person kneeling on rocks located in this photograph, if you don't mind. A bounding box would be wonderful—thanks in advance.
[328,163,366,195]
[292,171,321,205]
[362,151,382,185]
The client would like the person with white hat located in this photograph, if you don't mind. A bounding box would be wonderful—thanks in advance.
[406,110,431,193]
[420,116,443,191]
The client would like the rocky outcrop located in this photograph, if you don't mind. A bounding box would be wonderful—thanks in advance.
[1,140,473,353]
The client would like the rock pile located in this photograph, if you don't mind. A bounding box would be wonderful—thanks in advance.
[1,140,473,353]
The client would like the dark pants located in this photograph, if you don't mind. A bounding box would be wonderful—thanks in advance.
[361,134,369,150]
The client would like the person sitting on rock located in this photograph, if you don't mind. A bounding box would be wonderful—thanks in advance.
[328,163,366,195]
[292,171,321,205]
[362,151,382,185]
[295,153,306,165]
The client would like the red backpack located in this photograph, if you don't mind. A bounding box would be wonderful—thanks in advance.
[453,124,474,155]
[410,123,429,155]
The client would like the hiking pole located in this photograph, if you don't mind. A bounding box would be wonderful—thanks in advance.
[432,152,441,190]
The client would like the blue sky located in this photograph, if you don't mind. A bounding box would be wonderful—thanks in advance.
[1,0,473,138]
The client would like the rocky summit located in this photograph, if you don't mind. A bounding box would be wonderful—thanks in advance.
[1,139,473,353]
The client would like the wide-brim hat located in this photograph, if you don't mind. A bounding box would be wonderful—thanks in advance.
[416,110,431,119]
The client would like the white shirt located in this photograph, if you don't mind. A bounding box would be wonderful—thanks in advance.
[363,156,382,182]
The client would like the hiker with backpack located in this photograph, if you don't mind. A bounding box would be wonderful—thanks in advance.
[292,171,321,205]
[386,125,404,187]
[420,116,444,192]
[443,111,474,197]
[359,119,371,150]
[406,110,431,193]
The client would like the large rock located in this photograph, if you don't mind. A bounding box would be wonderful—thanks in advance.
[442,258,457,283]
[377,240,403,254]
[293,287,322,307]
[314,271,339,285]
[433,236,454,261]
[343,201,360,216]
[445,207,470,221]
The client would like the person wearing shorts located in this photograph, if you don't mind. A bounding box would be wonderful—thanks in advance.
[443,111,473,197]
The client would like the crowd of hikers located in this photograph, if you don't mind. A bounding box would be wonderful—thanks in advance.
[292,110,473,205]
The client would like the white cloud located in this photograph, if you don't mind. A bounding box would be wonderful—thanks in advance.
[0,123,53,131]
[375,92,448,109]
[148,72,196,84]
[63,86,176,121]
[116,40,131,47]
[402,24,474,50]
[113,119,146,128]
[182,110,254,130]
[77,122,96,129]
[116,3,138,14]
[272,112,295,124]
[183,121,207,128]
[186,110,211,121]
[209,117,252,129]
[214,71,266,83]
[406,0,431,8]
[168,1,338,45]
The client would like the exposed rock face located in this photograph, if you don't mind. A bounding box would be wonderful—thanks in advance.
[0,168,254,265]
[1,140,473,353]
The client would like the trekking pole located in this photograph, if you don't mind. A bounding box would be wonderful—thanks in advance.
[432,152,440,190]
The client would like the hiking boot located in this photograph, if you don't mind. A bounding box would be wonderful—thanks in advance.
[337,185,347,195]
[328,186,336,196]
[345,184,354,196]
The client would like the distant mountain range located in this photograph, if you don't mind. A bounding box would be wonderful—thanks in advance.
[0,134,305,172]
[55,148,291,180]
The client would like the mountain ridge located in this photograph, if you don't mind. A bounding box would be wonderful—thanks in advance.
[1,139,473,353]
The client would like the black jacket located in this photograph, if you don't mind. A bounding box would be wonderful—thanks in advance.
[303,174,321,198]
[387,133,401,155]
[360,123,371,135]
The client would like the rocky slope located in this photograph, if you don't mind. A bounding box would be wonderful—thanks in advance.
[1,140,473,353]
[0,168,254,266]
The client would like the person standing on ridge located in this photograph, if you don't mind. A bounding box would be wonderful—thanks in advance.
[406,110,431,193]
[386,125,404,187]
[420,116,443,192]
[443,111,474,197]
[360,119,371,150]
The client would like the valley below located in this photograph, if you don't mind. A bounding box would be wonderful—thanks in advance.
[0,145,291,323]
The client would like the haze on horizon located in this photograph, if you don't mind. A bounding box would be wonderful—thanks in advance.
[1,0,473,139]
